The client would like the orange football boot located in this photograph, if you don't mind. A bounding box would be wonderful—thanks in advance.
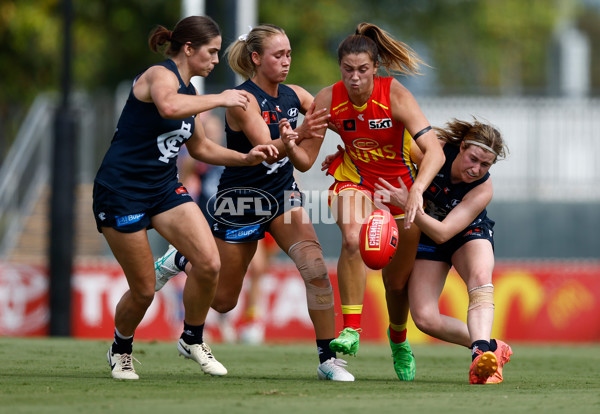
[485,339,513,384]
[469,350,498,384]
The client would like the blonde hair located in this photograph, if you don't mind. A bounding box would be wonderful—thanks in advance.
[337,22,425,76]
[225,24,286,79]
[435,118,508,163]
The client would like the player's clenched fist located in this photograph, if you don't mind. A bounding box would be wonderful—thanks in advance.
[219,89,251,110]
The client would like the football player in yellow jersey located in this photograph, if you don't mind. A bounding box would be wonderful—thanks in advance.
[296,23,445,380]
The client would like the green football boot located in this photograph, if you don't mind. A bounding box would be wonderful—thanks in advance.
[329,327,361,356]
[387,328,416,381]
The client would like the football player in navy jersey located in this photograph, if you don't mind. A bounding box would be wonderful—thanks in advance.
[374,118,513,384]
[154,24,355,381]
[94,15,277,380]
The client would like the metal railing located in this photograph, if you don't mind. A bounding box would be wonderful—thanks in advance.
[0,94,55,257]
[302,96,600,202]
[2,92,599,260]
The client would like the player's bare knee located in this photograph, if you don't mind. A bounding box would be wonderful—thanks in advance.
[468,284,495,311]
[382,276,409,302]
[187,269,219,292]
[341,230,361,255]
[130,288,154,309]
[204,255,222,275]
[288,240,334,310]
[411,313,426,333]
[470,272,492,289]
[189,255,220,280]
[411,308,439,334]
[211,298,237,314]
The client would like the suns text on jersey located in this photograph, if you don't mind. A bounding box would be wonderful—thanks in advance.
[347,144,397,163]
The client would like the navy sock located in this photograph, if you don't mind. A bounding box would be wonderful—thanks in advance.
[112,329,133,355]
[470,340,491,361]
[317,339,336,364]
[181,322,204,345]
[174,252,189,271]
[490,338,498,352]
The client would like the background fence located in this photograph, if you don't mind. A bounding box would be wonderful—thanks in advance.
[1,93,599,261]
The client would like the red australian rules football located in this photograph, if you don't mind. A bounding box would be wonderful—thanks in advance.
[359,209,399,270]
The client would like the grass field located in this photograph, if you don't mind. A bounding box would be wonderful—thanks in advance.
[0,337,598,414]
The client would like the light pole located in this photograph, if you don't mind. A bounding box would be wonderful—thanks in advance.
[49,0,76,336]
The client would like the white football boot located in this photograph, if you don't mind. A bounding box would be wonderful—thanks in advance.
[317,357,355,381]
[177,338,228,376]
[107,349,139,380]
[155,245,180,291]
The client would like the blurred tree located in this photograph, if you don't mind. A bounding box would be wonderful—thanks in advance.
[0,0,180,156]
[73,0,180,90]
[578,5,600,93]
[0,0,61,155]
[2,0,600,158]
[0,0,60,106]
[256,0,591,95]
[258,0,362,94]
[361,0,563,95]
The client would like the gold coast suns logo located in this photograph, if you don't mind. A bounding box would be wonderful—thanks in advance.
[352,138,379,150]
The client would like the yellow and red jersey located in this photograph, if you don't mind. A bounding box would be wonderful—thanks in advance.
[327,76,417,216]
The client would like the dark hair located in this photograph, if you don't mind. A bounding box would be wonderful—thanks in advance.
[148,15,221,57]
[435,118,509,162]
[225,24,286,80]
[337,22,424,76]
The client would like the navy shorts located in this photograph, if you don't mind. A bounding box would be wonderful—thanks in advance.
[416,218,495,265]
[210,178,304,242]
[92,181,194,233]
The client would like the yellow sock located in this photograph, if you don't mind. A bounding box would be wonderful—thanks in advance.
[341,305,363,314]
[390,322,407,332]
[389,322,407,343]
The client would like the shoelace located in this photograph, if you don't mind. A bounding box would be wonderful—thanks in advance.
[157,262,177,276]
[155,248,178,276]
[200,343,216,360]
[336,328,362,344]
[392,343,414,363]
[118,353,141,371]
[337,328,363,335]
[331,358,349,368]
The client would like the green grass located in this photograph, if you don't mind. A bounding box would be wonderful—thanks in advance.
[0,338,598,414]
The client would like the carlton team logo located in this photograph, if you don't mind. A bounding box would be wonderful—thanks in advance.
[156,120,192,163]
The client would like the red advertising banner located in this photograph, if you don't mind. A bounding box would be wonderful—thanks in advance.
[0,260,599,343]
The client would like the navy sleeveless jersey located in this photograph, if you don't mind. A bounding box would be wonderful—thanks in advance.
[94,59,196,200]
[217,79,301,191]
[423,144,490,222]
